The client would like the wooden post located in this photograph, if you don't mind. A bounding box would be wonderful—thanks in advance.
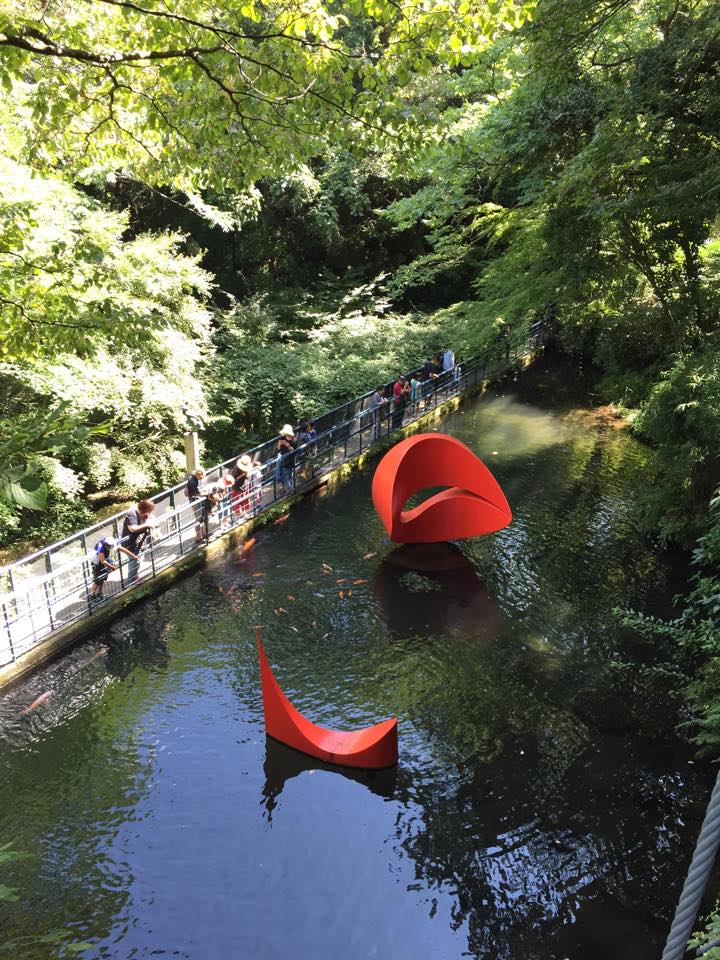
[184,432,200,474]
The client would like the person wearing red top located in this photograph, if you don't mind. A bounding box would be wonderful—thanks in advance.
[392,375,410,429]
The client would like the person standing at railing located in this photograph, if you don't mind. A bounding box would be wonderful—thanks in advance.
[186,468,210,543]
[370,386,388,442]
[392,376,410,429]
[122,500,156,584]
[442,347,455,373]
[219,475,234,527]
[248,456,263,510]
[298,421,318,455]
[410,375,421,417]
[88,535,138,603]
[421,356,442,407]
[231,455,252,515]
[186,468,205,501]
[296,422,318,481]
[275,425,297,493]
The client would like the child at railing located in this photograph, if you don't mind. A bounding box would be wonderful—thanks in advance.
[296,422,318,481]
[88,535,138,602]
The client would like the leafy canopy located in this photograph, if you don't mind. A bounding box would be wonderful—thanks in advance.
[0,0,535,191]
[0,155,212,362]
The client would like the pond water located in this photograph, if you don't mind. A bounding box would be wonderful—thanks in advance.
[0,357,711,960]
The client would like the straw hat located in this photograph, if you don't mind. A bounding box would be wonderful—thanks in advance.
[280,424,295,438]
[238,454,253,470]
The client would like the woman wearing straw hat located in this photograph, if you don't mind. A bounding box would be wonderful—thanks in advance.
[232,454,254,515]
[275,424,297,493]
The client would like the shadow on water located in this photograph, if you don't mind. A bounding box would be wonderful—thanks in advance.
[261,737,398,823]
[373,542,503,639]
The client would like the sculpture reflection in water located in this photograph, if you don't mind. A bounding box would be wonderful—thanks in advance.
[261,738,398,823]
[373,542,503,640]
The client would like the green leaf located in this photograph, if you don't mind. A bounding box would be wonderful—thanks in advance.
[3,475,48,511]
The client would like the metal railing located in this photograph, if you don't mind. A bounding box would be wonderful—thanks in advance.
[0,321,548,668]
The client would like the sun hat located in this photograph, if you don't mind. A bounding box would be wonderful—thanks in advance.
[238,454,253,470]
[280,424,295,438]
[105,536,118,546]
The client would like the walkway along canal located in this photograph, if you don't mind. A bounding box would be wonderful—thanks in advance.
[0,354,712,960]
[0,325,547,687]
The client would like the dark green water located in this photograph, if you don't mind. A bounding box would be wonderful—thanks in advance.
[0,361,711,959]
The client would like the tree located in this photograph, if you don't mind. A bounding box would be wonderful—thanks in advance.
[0,0,534,192]
[0,154,212,362]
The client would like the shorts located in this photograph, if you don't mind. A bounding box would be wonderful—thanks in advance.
[92,564,109,585]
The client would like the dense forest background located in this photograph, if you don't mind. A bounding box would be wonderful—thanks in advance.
[3,0,720,798]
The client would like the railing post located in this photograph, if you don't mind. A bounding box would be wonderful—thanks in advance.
[113,517,125,590]
[148,533,157,576]
[44,550,55,606]
[177,500,186,556]
[43,581,55,632]
[2,599,15,663]
[81,534,93,615]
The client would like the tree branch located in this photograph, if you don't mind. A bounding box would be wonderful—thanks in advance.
[0,26,224,64]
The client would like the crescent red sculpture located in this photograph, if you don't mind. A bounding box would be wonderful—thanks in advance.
[372,433,512,543]
[256,628,398,769]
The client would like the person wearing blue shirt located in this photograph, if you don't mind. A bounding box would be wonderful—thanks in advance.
[88,535,137,602]
[296,422,318,480]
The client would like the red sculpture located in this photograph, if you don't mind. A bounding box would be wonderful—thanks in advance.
[256,628,398,769]
[372,433,512,543]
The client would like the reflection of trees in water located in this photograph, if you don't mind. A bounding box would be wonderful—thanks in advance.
[389,736,700,960]
[0,604,178,948]
[362,518,693,957]
[468,424,666,665]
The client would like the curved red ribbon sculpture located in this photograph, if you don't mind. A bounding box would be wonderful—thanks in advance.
[372,433,512,543]
[257,628,398,769]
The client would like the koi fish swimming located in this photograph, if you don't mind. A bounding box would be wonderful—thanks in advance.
[20,691,52,716]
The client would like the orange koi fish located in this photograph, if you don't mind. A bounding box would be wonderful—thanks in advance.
[21,691,52,715]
